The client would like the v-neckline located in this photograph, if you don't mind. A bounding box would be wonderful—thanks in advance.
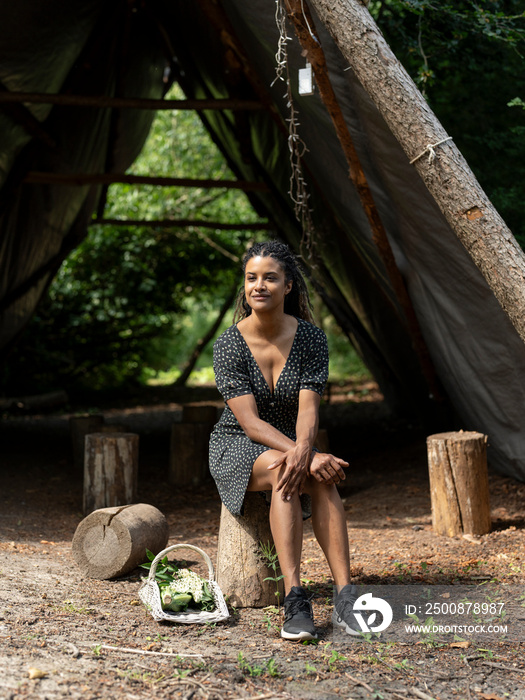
[235,319,300,395]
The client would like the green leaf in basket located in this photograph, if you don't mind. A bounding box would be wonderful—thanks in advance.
[199,582,216,612]
[140,550,180,584]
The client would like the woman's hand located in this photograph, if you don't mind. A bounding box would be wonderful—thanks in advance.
[267,442,311,501]
[309,452,349,485]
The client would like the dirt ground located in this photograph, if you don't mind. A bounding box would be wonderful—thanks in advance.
[1,387,525,700]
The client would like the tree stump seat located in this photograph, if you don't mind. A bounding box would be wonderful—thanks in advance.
[216,493,284,608]
[215,431,330,608]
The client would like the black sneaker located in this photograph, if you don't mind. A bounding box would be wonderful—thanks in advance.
[281,586,318,641]
[332,584,363,636]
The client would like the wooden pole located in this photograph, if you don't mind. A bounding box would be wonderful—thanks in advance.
[90,218,271,231]
[427,431,491,537]
[216,494,284,608]
[0,92,264,111]
[307,0,525,344]
[72,504,169,580]
[83,433,139,514]
[23,171,269,192]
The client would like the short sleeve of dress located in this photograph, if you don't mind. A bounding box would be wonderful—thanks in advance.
[213,328,253,402]
[299,325,329,396]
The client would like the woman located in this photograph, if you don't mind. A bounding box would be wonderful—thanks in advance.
[209,240,359,641]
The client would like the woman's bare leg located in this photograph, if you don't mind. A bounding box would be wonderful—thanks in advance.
[304,479,351,592]
[247,450,304,594]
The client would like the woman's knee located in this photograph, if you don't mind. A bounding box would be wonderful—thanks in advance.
[304,478,340,501]
[247,449,284,491]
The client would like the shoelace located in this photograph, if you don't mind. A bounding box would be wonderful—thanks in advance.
[284,596,312,620]
[335,593,358,617]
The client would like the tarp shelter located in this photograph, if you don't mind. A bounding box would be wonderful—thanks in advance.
[1,0,524,480]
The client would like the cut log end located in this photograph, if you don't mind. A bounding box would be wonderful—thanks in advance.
[72,503,169,580]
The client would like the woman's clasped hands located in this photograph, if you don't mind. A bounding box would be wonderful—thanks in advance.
[268,443,349,501]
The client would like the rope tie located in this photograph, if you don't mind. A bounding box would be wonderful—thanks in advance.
[410,136,453,165]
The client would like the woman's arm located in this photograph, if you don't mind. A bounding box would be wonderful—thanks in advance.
[227,391,316,501]
[269,389,321,499]
[226,393,296,452]
[228,389,348,501]
[270,390,349,498]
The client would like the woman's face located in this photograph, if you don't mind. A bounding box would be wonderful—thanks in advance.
[244,255,292,314]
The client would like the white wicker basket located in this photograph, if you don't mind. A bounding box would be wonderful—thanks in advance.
[138,544,230,624]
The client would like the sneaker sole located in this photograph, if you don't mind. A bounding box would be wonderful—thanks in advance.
[281,629,318,641]
[332,613,362,636]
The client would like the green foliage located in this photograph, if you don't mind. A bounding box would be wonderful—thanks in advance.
[139,549,181,585]
[2,85,261,394]
[370,1,525,245]
[237,652,281,678]
[260,541,285,608]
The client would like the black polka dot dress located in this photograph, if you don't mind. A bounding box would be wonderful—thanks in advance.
[209,318,329,516]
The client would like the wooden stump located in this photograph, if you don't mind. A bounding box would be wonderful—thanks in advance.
[72,503,169,579]
[169,405,217,487]
[70,414,104,470]
[427,431,491,537]
[99,423,126,433]
[216,493,284,608]
[182,404,218,424]
[83,433,139,514]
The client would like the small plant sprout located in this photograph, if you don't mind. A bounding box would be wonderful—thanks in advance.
[259,541,284,608]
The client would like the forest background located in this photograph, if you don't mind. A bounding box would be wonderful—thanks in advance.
[2,0,524,401]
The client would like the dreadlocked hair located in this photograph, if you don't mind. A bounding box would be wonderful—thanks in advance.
[233,240,314,324]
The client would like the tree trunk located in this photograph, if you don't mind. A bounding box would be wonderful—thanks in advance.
[427,431,491,537]
[216,493,284,608]
[72,503,169,580]
[307,0,525,344]
[83,433,139,514]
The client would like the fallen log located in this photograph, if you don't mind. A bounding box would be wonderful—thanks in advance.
[0,390,68,412]
[72,503,169,580]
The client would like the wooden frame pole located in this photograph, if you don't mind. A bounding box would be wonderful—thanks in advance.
[23,171,269,192]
